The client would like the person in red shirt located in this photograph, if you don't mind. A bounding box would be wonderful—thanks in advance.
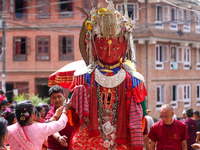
[148,104,189,150]
[45,85,74,150]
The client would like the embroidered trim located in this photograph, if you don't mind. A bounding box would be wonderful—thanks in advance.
[123,63,145,82]
[95,68,126,88]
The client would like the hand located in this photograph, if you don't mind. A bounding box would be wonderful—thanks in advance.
[58,135,68,147]
[55,106,63,118]
[63,98,71,110]
[191,143,200,149]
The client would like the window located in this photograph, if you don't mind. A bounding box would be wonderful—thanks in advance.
[116,3,139,21]
[195,13,200,33]
[14,0,28,18]
[155,45,169,70]
[155,45,163,69]
[170,46,178,70]
[57,0,73,18]
[197,48,200,70]
[183,84,191,107]
[183,48,191,70]
[0,0,3,17]
[36,36,50,61]
[197,84,200,106]
[0,38,2,61]
[156,85,165,110]
[155,5,169,29]
[170,7,177,30]
[59,36,74,60]
[177,9,183,24]
[36,0,50,18]
[13,37,29,61]
[183,10,190,32]
[170,85,178,108]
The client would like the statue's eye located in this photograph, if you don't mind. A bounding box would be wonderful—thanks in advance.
[113,47,120,50]
[100,46,107,50]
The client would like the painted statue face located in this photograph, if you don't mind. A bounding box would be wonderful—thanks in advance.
[93,36,127,65]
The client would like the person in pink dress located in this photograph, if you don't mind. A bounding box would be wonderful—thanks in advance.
[5,100,69,150]
[0,90,5,103]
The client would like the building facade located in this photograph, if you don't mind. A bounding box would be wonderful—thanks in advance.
[0,0,94,99]
[0,0,200,119]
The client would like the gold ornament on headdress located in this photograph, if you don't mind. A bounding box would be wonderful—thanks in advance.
[108,40,112,56]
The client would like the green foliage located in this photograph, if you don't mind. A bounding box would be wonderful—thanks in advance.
[13,93,49,106]
[13,93,28,102]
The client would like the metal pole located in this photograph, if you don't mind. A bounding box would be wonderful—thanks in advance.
[2,0,6,93]
[145,0,148,108]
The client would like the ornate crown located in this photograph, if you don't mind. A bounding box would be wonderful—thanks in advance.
[77,0,135,66]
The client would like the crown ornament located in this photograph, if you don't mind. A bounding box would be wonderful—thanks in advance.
[77,0,135,65]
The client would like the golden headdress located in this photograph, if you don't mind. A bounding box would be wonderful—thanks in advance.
[77,0,135,66]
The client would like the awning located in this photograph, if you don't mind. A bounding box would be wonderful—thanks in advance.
[48,60,86,88]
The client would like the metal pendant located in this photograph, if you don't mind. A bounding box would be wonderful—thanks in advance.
[103,140,110,148]
[102,121,114,136]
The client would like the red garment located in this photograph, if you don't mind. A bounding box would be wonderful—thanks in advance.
[143,118,148,135]
[45,106,74,150]
[148,119,189,150]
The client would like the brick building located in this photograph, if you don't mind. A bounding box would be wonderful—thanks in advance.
[0,0,200,119]
[129,0,200,119]
[0,0,93,99]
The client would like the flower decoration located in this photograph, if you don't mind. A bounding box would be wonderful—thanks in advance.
[98,7,107,15]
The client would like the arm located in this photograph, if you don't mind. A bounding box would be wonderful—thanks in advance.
[150,140,156,150]
[52,132,68,147]
[143,135,150,150]
[196,132,200,143]
[49,106,63,122]
[45,108,68,137]
[181,140,187,150]
[191,143,200,149]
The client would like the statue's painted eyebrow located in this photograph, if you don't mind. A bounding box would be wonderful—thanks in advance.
[100,42,120,46]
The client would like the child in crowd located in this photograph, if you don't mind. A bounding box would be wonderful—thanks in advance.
[0,117,8,150]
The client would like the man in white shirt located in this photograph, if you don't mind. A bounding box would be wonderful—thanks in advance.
[144,109,154,150]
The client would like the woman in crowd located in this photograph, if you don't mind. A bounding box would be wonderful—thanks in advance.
[0,117,8,150]
[36,105,46,123]
[34,109,41,123]
[5,100,69,150]
[184,108,197,150]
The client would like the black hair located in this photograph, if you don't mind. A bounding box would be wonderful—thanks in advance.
[44,107,49,117]
[9,102,16,112]
[0,117,7,139]
[48,85,64,96]
[0,90,4,95]
[5,112,16,126]
[194,110,200,117]
[34,109,40,117]
[15,100,34,126]
[36,106,43,113]
[186,108,193,118]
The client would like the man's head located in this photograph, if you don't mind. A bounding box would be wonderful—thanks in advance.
[48,85,65,109]
[186,108,193,118]
[0,100,9,112]
[193,110,200,121]
[160,104,174,125]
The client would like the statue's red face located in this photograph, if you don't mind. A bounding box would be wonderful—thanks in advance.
[93,36,127,65]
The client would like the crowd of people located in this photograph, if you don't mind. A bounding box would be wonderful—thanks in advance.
[0,85,73,150]
[143,104,200,150]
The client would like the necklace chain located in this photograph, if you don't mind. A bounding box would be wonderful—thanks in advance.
[97,84,119,149]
